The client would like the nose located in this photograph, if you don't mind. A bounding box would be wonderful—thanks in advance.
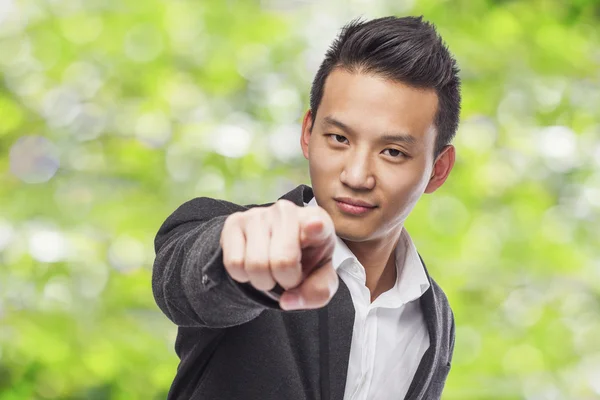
[340,148,375,191]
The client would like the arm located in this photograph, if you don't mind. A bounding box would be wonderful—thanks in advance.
[152,197,280,329]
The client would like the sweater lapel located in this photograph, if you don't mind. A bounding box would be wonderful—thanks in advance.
[322,280,355,400]
[404,257,443,400]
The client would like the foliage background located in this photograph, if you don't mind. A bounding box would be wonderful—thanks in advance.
[1,0,599,398]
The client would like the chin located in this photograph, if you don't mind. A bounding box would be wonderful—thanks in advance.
[338,231,374,243]
[332,220,374,242]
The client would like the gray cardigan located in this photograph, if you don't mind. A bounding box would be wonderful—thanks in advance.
[152,184,455,399]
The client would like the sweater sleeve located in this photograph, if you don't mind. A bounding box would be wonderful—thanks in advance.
[152,197,282,328]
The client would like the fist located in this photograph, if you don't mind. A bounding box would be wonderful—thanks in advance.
[219,199,338,310]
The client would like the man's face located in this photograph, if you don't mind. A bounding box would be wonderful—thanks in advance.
[301,68,449,242]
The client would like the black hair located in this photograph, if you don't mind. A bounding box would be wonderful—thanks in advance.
[309,16,461,157]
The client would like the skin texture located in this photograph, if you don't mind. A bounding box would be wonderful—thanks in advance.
[220,200,339,310]
[300,68,455,301]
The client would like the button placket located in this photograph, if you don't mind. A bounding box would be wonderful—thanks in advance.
[361,308,378,396]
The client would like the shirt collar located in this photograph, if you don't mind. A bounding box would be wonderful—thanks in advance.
[304,196,430,308]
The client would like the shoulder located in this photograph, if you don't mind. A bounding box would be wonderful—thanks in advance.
[417,253,454,326]
[176,197,247,217]
[166,196,274,226]
[427,276,456,365]
[429,278,451,309]
[428,277,454,327]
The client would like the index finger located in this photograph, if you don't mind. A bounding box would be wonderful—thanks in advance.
[299,210,334,249]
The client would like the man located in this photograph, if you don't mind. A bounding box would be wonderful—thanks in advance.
[153,15,460,400]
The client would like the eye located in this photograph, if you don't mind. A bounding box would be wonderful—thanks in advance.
[383,148,407,158]
[327,134,348,144]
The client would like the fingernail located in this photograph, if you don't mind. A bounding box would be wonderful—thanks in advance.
[281,293,304,310]
[307,218,323,234]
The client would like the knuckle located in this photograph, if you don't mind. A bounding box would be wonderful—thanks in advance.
[225,256,244,271]
[228,211,244,223]
[222,218,232,233]
[242,209,257,222]
[224,212,244,231]
[245,259,269,273]
[270,255,299,271]
[274,200,298,218]
[275,199,294,209]
[249,209,269,225]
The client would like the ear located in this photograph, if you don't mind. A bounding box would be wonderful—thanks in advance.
[300,109,313,160]
[424,145,455,194]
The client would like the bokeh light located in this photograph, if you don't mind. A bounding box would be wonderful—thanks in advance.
[1,0,599,399]
[9,135,60,184]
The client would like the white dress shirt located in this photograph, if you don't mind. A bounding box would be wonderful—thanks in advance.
[304,196,430,400]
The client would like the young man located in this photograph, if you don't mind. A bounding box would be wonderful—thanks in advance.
[153,15,460,400]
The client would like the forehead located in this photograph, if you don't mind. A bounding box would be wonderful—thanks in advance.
[317,68,439,142]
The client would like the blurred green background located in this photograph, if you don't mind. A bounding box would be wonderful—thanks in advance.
[1,0,599,398]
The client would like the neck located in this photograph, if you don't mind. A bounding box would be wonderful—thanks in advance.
[343,228,403,302]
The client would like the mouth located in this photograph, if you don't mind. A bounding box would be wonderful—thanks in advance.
[333,197,377,216]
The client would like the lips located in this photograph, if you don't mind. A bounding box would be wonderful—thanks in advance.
[333,197,377,208]
[333,197,377,216]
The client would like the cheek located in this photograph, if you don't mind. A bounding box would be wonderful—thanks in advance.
[384,165,427,195]
[380,169,428,213]
[309,144,339,175]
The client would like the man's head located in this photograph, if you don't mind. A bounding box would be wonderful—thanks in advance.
[300,16,461,243]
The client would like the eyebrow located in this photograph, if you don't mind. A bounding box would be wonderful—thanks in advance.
[322,116,416,145]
